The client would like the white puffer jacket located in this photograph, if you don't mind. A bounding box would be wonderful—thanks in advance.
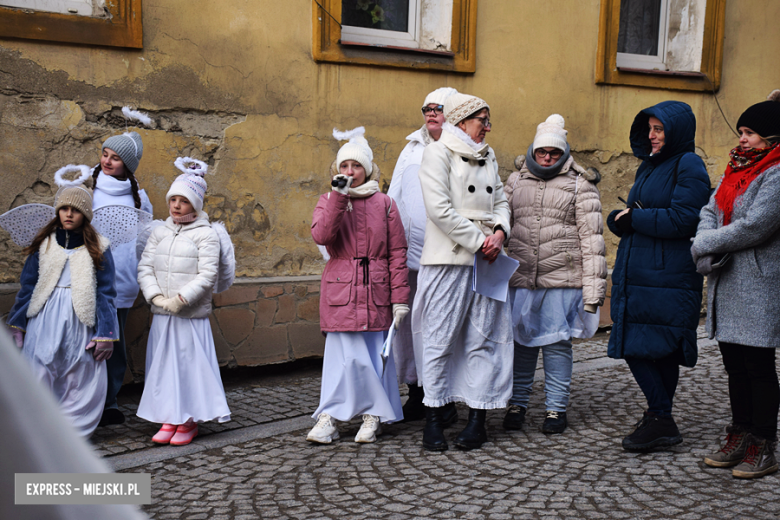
[138,214,220,319]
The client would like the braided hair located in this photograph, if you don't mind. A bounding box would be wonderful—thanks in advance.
[92,164,142,209]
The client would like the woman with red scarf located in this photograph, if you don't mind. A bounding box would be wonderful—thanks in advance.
[693,89,780,479]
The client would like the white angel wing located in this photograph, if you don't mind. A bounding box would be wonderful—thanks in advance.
[0,204,55,247]
[135,219,166,260]
[92,205,154,251]
[211,221,236,294]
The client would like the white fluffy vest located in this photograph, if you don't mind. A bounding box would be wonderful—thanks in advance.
[27,233,110,327]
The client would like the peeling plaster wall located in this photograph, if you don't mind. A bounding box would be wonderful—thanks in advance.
[0,0,778,282]
[666,0,707,72]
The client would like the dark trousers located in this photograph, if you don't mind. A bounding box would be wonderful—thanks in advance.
[104,308,129,410]
[719,342,779,441]
[626,355,680,417]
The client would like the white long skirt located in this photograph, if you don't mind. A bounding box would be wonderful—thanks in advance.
[313,331,403,423]
[510,287,600,347]
[411,265,514,410]
[23,261,106,437]
[137,315,231,425]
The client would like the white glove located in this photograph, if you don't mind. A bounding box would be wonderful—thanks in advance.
[152,295,166,307]
[392,303,410,330]
[331,174,353,195]
[583,304,598,314]
[162,295,187,315]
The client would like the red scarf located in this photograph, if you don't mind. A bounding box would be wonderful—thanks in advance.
[715,143,780,225]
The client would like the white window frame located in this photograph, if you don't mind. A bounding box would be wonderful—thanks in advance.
[340,0,421,49]
[0,0,103,17]
[616,0,670,71]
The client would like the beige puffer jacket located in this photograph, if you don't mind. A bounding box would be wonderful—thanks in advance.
[504,155,607,305]
[138,214,220,319]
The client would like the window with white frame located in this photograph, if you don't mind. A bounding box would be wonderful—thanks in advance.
[0,0,107,17]
[616,0,707,73]
[339,0,453,52]
[341,0,421,48]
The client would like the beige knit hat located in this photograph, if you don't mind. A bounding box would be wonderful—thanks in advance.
[533,114,568,153]
[334,126,373,175]
[422,87,459,109]
[53,165,94,222]
[444,93,489,125]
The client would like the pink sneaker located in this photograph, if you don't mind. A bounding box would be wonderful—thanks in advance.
[170,422,198,446]
[151,424,177,444]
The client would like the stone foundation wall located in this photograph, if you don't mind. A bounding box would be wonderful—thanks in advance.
[0,275,325,383]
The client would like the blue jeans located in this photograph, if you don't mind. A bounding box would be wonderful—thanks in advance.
[104,308,129,410]
[625,355,680,417]
[510,338,573,412]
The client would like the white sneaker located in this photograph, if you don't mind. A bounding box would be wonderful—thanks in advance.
[355,414,382,443]
[306,413,339,444]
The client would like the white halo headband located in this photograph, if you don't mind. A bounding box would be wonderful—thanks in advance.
[121,106,153,127]
[53,164,92,188]
[174,156,210,176]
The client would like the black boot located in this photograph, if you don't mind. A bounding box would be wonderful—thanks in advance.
[622,412,682,452]
[422,406,448,451]
[454,408,487,450]
[402,383,426,422]
[442,402,459,428]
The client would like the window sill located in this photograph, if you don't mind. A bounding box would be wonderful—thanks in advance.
[339,40,456,58]
[617,67,707,78]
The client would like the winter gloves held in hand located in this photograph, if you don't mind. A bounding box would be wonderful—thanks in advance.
[331,174,353,195]
[152,294,188,314]
[583,304,598,314]
[614,208,633,234]
[392,303,409,330]
[86,340,114,361]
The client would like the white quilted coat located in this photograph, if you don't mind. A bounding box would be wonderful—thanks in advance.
[138,215,220,319]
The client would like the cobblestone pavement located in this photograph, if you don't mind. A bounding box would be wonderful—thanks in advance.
[99,328,780,519]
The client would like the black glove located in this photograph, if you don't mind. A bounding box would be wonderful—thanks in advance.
[615,208,633,234]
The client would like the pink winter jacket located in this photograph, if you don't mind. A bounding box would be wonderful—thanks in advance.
[312,191,410,332]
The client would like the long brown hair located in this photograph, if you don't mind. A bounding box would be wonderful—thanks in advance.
[24,209,106,269]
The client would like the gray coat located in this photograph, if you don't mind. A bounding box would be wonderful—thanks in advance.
[694,163,780,348]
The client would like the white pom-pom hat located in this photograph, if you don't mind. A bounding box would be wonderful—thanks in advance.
[166,157,210,215]
[533,114,568,153]
[422,87,459,109]
[334,126,373,176]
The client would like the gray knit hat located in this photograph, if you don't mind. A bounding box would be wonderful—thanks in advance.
[102,132,143,174]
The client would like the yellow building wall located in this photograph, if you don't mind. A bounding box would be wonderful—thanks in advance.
[0,0,778,281]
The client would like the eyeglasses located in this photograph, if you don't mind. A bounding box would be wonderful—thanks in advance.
[534,148,563,159]
[472,116,492,129]
[422,105,444,115]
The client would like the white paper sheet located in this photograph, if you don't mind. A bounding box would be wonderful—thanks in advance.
[380,326,396,376]
[472,251,520,302]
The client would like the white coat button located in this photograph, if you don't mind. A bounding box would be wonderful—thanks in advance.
[363,325,367,330]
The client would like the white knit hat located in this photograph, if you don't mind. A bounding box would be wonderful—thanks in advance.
[334,126,373,175]
[166,157,210,214]
[444,93,490,126]
[533,114,568,153]
[422,87,459,109]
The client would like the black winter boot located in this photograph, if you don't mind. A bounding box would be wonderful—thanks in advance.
[402,383,426,422]
[621,412,682,452]
[422,406,448,451]
[442,402,459,428]
[454,408,487,450]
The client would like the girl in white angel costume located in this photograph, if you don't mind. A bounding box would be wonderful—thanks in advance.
[5,166,119,437]
[92,107,155,426]
[137,157,234,446]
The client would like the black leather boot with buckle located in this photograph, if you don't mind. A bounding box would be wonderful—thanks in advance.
[454,408,487,450]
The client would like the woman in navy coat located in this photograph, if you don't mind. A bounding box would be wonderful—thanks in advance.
[607,101,711,452]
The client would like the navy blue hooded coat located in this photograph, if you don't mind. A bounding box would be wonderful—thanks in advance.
[607,101,711,367]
